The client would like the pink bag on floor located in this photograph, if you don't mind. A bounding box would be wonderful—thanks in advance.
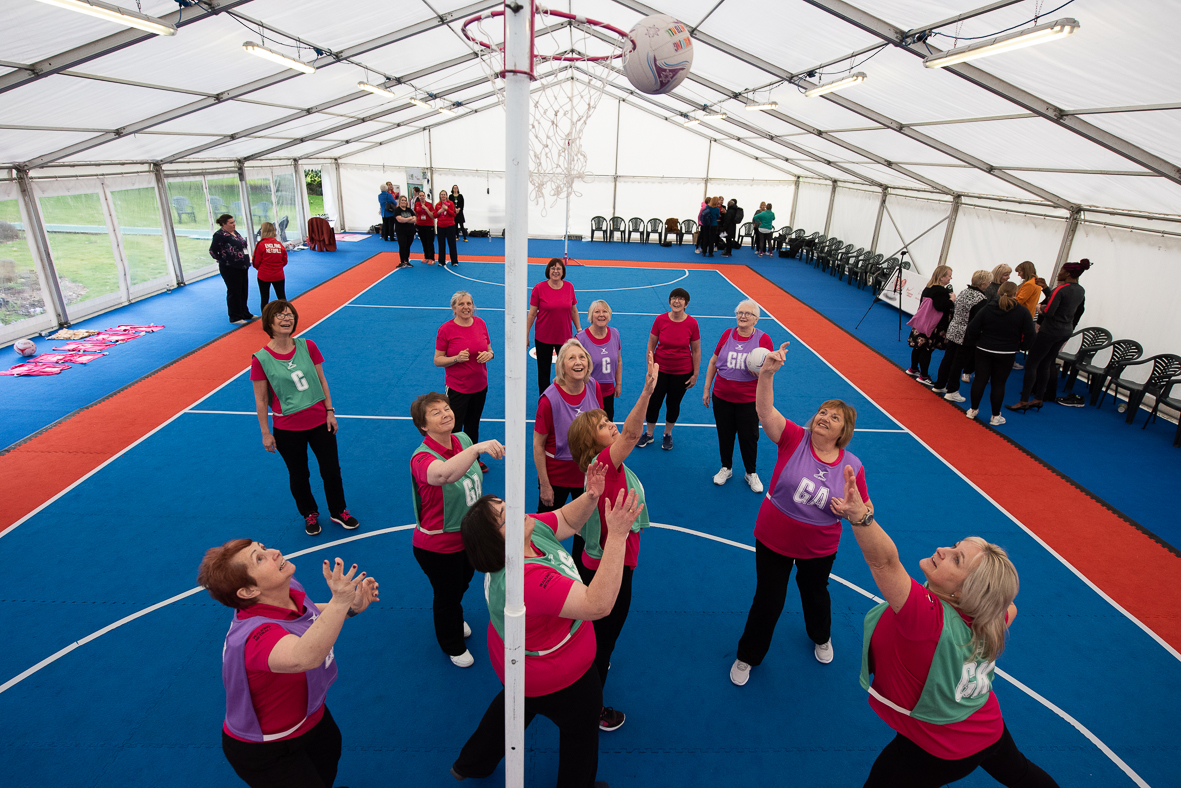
[907,297,941,337]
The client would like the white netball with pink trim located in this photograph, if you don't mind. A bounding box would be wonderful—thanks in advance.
[14,338,37,357]
[745,347,770,375]
[622,14,694,95]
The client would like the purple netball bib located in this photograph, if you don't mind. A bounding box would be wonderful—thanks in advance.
[544,379,600,461]
[577,328,621,389]
[221,579,338,741]
[716,328,766,382]
[766,436,863,527]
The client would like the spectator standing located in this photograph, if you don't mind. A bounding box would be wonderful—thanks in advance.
[436,191,460,266]
[933,270,990,400]
[210,214,253,325]
[752,203,775,256]
[451,185,468,241]
[964,282,1036,425]
[252,221,288,312]
[378,184,396,241]
[906,266,955,385]
[414,191,437,265]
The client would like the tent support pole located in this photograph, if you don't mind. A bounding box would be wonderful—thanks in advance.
[870,187,887,254]
[428,127,435,200]
[333,159,346,231]
[16,168,68,326]
[153,164,185,287]
[937,195,961,267]
[823,180,837,235]
[611,99,621,218]
[789,177,800,227]
[236,161,255,255]
[294,160,310,244]
[1051,208,1082,282]
[503,2,532,786]
[703,140,712,201]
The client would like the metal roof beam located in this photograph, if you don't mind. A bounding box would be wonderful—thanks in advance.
[908,0,1026,36]
[801,0,1181,185]
[0,0,258,95]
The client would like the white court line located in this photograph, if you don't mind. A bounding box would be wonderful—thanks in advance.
[0,268,405,542]
[443,264,690,292]
[1,521,1148,786]
[182,410,906,433]
[717,269,1181,666]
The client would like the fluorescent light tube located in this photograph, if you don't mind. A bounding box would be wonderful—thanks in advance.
[745,102,779,111]
[358,82,399,98]
[436,103,457,116]
[408,96,432,108]
[805,72,867,98]
[923,18,1080,68]
[34,0,176,36]
[242,41,316,74]
[702,111,727,120]
[683,116,701,126]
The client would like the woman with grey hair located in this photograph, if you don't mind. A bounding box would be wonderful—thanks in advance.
[576,299,623,421]
[703,299,774,491]
[434,291,494,464]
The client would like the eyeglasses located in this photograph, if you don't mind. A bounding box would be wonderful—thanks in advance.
[736,311,757,318]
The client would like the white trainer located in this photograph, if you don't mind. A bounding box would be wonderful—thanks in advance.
[713,467,733,485]
[745,473,764,494]
[990,415,1007,426]
[944,392,966,403]
[730,659,751,686]
[961,373,972,383]
[814,639,834,664]
[451,649,475,668]
[463,621,472,639]
[966,408,979,419]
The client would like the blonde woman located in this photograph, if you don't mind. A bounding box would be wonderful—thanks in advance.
[933,270,990,399]
[533,339,601,512]
[984,264,1012,301]
[576,300,622,420]
[251,221,287,311]
[830,469,1058,788]
[906,266,955,385]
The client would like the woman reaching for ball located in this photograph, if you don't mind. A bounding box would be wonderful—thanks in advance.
[730,341,871,686]
[534,339,601,513]
[829,468,1059,788]
[703,299,774,493]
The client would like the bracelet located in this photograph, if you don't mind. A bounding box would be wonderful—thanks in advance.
[326,408,335,412]
[346,607,358,618]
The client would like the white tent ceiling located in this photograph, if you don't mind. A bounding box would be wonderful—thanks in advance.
[1,0,1180,217]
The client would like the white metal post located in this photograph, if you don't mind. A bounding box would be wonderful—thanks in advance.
[153,163,185,286]
[788,176,800,227]
[237,161,255,258]
[937,195,961,267]
[502,2,532,786]
[870,187,888,255]
[1051,207,1081,282]
[293,160,310,244]
[823,180,837,235]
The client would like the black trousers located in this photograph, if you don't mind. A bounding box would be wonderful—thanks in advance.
[736,540,837,665]
[395,226,417,263]
[447,386,488,444]
[1020,332,1068,402]
[601,393,615,422]
[381,215,395,241]
[864,724,1059,788]
[755,230,771,254]
[220,263,251,322]
[942,340,977,394]
[972,350,1017,416]
[412,546,475,657]
[437,225,459,264]
[534,340,561,396]
[537,484,583,515]
[933,340,961,390]
[454,663,602,788]
[911,345,934,377]
[416,225,436,260]
[646,370,692,426]
[222,706,342,788]
[272,422,347,519]
[457,216,467,240]
[573,562,634,691]
[258,278,286,311]
[713,396,759,474]
[700,225,716,256]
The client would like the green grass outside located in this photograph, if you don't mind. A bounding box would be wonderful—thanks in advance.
[309,194,324,216]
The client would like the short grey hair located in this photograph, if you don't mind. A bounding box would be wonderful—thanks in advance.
[734,299,761,318]
[450,290,473,310]
[587,299,612,321]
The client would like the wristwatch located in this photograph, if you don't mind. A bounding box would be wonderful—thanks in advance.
[852,510,875,528]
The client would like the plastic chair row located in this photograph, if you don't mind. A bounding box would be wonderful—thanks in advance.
[590,216,677,244]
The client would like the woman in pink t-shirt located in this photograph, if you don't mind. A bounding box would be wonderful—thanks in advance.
[534,339,602,513]
[526,258,581,396]
[451,481,642,786]
[829,470,1058,788]
[639,287,700,451]
[434,290,494,466]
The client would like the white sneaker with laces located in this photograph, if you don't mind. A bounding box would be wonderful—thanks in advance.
[944,392,966,403]
[713,467,733,485]
[814,639,834,664]
[745,473,764,494]
[990,415,1006,426]
[451,649,475,668]
[730,659,751,686]
[463,621,472,638]
[966,408,979,419]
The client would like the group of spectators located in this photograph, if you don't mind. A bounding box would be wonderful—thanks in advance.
[194,261,1061,788]
[377,181,467,269]
[693,198,777,258]
[906,259,1092,425]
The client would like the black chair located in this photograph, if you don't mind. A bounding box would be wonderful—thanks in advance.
[626,217,644,242]
[833,244,856,277]
[772,227,791,253]
[171,196,196,223]
[737,222,753,248]
[1142,377,1181,446]
[852,252,882,290]
[803,231,820,264]
[644,218,663,244]
[679,219,697,246]
[1085,340,1143,406]
[817,238,841,272]
[837,246,863,282]
[590,216,607,241]
[607,216,625,242]
[1104,353,1181,424]
[872,257,906,296]
[1059,327,1114,391]
[277,215,290,243]
[209,196,228,216]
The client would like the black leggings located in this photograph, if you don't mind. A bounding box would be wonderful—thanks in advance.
[534,340,562,396]
[454,663,602,788]
[222,706,342,788]
[1020,333,1068,402]
[447,386,487,444]
[258,278,286,311]
[573,560,634,692]
[272,422,347,519]
[971,350,1016,416]
[437,224,459,264]
[713,396,759,474]
[416,225,435,261]
[412,546,475,657]
[864,724,1059,788]
[537,484,583,515]
[395,226,417,263]
[737,540,836,665]
[911,344,935,377]
[700,225,716,256]
[646,370,691,427]
[942,341,977,394]
[755,230,771,254]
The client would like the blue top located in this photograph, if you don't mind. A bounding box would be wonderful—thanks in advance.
[702,205,719,227]
[378,191,395,217]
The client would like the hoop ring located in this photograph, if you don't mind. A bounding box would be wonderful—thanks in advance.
[461,6,632,63]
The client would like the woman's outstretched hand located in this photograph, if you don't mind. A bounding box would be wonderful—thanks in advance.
[829,465,868,522]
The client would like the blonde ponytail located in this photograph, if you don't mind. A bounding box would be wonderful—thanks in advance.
[997,281,1018,312]
[955,537,1020,662]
